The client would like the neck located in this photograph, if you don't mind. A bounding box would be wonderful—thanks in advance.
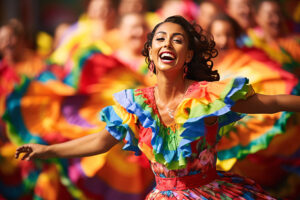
[264,33,276,44]
[155,71,187,102]
[263,30,283,44]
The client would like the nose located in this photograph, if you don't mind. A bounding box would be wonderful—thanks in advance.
[243,6,250,15]
[272,13,280,24]
[163,38,172,48]
[217,36,228,49]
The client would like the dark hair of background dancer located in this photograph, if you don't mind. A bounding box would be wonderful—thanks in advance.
[207,14,243,40]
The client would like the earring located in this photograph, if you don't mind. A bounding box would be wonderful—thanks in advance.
[183,63,188,79]
[149,61,155,75]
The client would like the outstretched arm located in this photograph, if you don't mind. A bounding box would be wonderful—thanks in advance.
[231,93,300,114]
[15,129,119,161]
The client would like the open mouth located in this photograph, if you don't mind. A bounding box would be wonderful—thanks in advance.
[159,51,176,63]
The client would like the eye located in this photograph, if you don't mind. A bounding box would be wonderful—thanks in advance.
[173,39,183,44]
[156,37,164,41]
[173,36,183,44]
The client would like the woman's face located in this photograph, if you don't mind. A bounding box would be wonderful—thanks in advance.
[87,0,112,20]
[119,14,148,52]
[149,22,193,72]
[210,20,236,51]
[227,0,253,30]
[118,0,146,15]
[197,2,218,29]
[256,1,282,38]
[0,26,20,56]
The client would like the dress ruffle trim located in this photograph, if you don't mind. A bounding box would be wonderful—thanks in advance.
[176,78,253,167]
[104,77,253,169]
[113,89,160,156]
[100,103,141,155]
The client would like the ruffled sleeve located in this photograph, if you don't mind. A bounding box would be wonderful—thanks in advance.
[176,77,255,149]
[100,100,141,155]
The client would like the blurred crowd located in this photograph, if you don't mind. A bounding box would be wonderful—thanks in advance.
[0,0,300,199]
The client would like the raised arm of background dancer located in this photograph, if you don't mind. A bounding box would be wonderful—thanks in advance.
[15,129,119,161]
[231,93,300,114]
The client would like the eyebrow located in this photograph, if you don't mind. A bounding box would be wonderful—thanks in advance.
[155,31,185,37]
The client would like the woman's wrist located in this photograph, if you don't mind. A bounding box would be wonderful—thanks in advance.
[45,144,57,158]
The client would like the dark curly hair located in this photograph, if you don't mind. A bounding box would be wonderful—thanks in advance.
[207,13,243,40]
[142,15,219,82]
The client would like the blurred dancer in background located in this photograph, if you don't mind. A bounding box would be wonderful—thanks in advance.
[0,1,156,200]
[225,0,255,31]
[118,0,147,16]
[248,0,300,76]
[113,12,149,74]
[49,0,120,70]
[208,13,300,199]
[196,0,220,30]
[0,19,45,116]
[0,19,44,79]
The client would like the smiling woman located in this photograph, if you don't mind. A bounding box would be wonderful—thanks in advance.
[15,15,300,200]
[142,16,219,82]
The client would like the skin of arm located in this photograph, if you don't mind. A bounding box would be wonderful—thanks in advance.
[15,129,119,161]
[231,93,300,114]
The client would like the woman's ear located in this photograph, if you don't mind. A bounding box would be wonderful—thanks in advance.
[149,47,153,61]
[186,50,194,63]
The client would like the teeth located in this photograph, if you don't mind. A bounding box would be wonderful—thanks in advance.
[160,53,175,59]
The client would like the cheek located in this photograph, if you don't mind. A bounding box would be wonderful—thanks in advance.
[214,35,223,45]
[151,41,160,49]
[149,48,156,61]
[178,49,189,59]
[150,43,160,56]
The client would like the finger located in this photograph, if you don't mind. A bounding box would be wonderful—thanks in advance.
[16,146,25,153]
[16,145,29,153]
[21,147,33,160]
[15,146,29,159]
[15,151,21,159]
[21,151,32,161]
[15,146,26,159]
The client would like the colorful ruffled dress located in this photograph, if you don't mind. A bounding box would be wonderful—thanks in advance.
[100,77,275,199]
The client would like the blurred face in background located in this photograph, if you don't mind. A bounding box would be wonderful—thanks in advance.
[0,26,22,58]
[161,0,184,19]
[226,0,253,30]
[118,0,146,15]
[255,1,282,38]
[210,20,236,51]
[87,0,113,20]
[119,13,148,53]
[197,2,219,30]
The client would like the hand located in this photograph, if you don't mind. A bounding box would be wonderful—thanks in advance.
[15,144,49,161]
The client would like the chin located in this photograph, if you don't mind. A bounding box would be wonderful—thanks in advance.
[157,64,178,71]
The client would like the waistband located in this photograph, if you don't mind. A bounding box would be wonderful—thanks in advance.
[155,168,217,191]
